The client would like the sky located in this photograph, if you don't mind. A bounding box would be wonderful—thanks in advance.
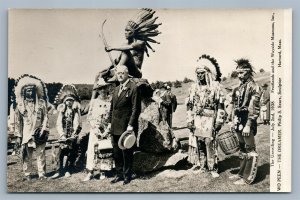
[8,9,278,84]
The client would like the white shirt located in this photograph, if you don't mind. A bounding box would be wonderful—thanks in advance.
[118,78,130,96]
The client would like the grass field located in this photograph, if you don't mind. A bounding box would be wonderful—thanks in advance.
[6,74,270,192]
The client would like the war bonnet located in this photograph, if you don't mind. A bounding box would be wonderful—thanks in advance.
[196,54,222,82]
[12,74,47,105]
[54,84,81,111]
[126,8,162,57]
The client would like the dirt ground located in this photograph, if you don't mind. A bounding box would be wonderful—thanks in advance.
[6,106,270,193]
[7,77,270,192]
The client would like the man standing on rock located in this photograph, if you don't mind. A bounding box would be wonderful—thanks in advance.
[108,65,141,185]
[186,55,225,178]
[229,58,261,185]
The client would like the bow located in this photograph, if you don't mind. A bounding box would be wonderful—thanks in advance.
[99,19,116,67]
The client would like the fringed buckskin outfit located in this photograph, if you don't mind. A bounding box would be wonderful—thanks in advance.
[9,74,49,179]
[186,55,225,176]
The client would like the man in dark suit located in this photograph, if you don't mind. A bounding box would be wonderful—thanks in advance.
[159,84,173,127]
[107,65,141,185]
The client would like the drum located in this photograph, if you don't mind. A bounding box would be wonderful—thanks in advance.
[217,131,239,155]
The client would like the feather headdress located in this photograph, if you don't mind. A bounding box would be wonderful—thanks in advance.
[11,74,48,114]
[196,54,222,82]
[54,84,80,106]
[12,74,48,108]
[235,58,255,77]
[126,8,162,57]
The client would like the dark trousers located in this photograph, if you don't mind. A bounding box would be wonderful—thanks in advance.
[112,135,133,179]
[75,133,89,170]
[54,141,78,174]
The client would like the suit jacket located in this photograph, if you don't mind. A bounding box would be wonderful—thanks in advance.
[109,79,141,136]
[169,92,178,112]
[159,91,172,122]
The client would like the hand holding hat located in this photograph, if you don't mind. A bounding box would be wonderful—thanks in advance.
[127,125,133,131]
[118,128,136,150]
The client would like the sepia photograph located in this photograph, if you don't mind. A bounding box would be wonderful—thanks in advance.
[6,8,291,192]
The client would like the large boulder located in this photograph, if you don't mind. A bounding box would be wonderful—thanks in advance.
[137,101,178,153]
[131,78,154,99]
[133,151,188,173]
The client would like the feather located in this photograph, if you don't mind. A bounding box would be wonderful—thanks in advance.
[13,74,49,107]
[126,8,161,57]
[137,26,161,34]
[135,11,155,25]
[197,54,222,82]
[144,45,150,57]
[234,58,255,76]
[57,104,65,112]
[144,37,160,44]
[133,10,152,25]
[54,84,81,107]
[139,31,161,37]
[137,17,159,29]
[145,42,155,52]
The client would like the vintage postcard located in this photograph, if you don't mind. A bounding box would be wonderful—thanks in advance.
[7,9,291,192]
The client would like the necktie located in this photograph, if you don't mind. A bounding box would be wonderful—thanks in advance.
[118,85,123,97]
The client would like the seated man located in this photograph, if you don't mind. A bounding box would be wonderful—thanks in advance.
[100,8,161,82]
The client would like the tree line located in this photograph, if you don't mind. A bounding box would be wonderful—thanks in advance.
[7,78,94,113]
[7,77,195,113]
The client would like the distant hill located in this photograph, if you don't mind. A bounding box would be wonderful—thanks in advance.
[170,72,270,104]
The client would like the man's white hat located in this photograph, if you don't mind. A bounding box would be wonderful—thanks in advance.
[118,130,136,150]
